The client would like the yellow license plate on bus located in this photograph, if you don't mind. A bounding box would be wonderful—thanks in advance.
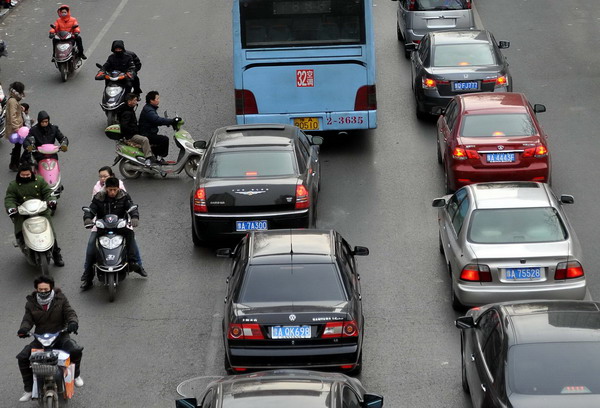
[293,117,320,131]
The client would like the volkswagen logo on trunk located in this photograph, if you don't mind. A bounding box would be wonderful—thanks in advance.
[289,314,296,322]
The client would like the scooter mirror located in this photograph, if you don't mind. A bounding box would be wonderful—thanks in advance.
[127,205,139,213]
[50,24,56,29]
[95,63,103,69]
[193,140,207,149]
[72,24,79,29]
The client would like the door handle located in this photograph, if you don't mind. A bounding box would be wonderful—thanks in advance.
[480,384,487,393]
[470,354,475,362]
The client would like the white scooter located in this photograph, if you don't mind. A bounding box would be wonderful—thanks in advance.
[13,199,55,275]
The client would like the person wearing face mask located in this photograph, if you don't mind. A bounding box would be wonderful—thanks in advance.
[21,110,68,165]
[49,5,86,61]
[96,40,136,95]
[4,81,25,171]
[4,164,64,266]
[16,275,83,402]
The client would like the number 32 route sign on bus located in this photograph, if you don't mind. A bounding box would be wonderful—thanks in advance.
[297,69,314,87]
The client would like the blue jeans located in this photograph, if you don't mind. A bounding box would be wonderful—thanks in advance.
[83,231,142,273]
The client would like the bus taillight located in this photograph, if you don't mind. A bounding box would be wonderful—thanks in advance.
[235,89,258,115]
[354,85,377,111]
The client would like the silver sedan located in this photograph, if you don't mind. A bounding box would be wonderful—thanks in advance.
[432,182,586,310]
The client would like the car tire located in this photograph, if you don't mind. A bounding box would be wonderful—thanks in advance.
[397,24,403,42]
[444,165,454,194]
[415,99,428,121]
[451,279,466,312]
[437,139,443,164]
[461,336,470,393]
[438,233,444,255]
[191,221,205,247]
[224,351,234,375]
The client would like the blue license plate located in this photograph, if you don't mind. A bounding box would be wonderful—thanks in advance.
[453,81,480,91]
[487,153,515,163]
[236,220,268,232]
[271,326,311,339]
[505,267,542,280]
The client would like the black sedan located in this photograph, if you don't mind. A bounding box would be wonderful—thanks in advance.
[176,370,383,408]
[218,229,369,374]
[190,124,322,245]
[456,300,600,407]
[410,29,512,119]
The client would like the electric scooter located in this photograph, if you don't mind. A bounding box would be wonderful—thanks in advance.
[13,199,55,276]
[50,24,82,82]
[95,63,128,126]
[28,144,65,205]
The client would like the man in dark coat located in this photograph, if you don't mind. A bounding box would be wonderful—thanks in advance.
[139,91,174,161]
[97,39,136,94]
[124,44,143,95]
[118,93,155,166]
[16,276,83,402]
[80,177,146,290]
[4,164,64,266]
[22,110,69,164]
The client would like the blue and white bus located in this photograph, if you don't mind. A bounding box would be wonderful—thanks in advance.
[233,0,377,131]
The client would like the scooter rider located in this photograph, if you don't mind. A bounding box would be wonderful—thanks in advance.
[80,176,147,290]
[49,5,86,60]
[119,93,156,166]
[4,164,64,267]
[96,40,136,94]
[139,91,174,163]
[21,111,68,165]
[16,275,83,402]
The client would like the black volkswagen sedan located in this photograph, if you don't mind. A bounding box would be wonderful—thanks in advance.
[176,370,383,408]
[190,124,322,245]
[410,29,512,119]
[456,300,600,408]
[219,229,369,375]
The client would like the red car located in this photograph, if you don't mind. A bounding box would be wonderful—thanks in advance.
[437,92,550,193]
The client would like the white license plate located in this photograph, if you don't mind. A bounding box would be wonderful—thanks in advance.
[271,326,311,339]
[235,220,268,232]
[504,267,542,281]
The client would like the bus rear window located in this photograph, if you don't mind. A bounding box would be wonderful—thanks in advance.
[240,0,365,48]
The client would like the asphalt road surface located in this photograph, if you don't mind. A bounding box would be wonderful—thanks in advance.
[0,0,598,406]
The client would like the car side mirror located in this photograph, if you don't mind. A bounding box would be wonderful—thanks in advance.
[405,43,417,51]
[432,106,445,116]
[194,140,207,149]
[216,248,233,258]
[455,316,475,329]
[560,194,574,204]
[311,136,324,146]
[352,246,369,256]
[533,104,546,114]
[498,41,510,49]
[175,398,198,408]
[432,198,446,207]
[363,393,384,408]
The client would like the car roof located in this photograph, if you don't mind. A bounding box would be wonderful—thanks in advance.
[459,93,529,115]
[468,182,553,209]
[430,29,491,45]
[213,124,298,149]
[248,229,335,265]
[500,301,600,345]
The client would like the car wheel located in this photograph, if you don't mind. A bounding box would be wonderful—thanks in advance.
[224,351,233,375]
[397,24,403,42]
[404,46,412,60]
[461,336,470,393]
[437,139,443,164]
[415,99,428,121]
[438,233,444,255]
[191,221,205,247]
[451,279,466,312]
[444,165,454,194]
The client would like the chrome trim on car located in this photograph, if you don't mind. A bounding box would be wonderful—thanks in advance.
[194,209,309,218]
[477,149,524,154]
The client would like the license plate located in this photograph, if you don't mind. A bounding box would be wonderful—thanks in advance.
[235,220,268,232]
[487,153,515,163]
[452,81,480,91]
[427,18,456,28]
[293,117,320,131]
[271,326,311,339]
[504,267,542,281]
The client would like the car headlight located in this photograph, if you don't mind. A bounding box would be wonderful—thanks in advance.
[99,235,123,249]
[106,87,121,97]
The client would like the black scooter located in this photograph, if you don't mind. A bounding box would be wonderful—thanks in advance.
[95,63,128,127]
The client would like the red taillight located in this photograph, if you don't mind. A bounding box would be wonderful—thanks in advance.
[228,323,264,340]
[193,188,207,213]
[235,89,258,115]
[233,367,247,372]
[354,85,377,111]
[522,144,548,158]
[408,0,416,10]
[340,365,355,370]
[343,320,359,337]
[555,261,584,280]
[422,77,437,89]
[452,146,480,160]
[495,75,508,88]
[295,183,310,209]
[460,264,492,282]
[322,320,359,338]
[465,0,472,9]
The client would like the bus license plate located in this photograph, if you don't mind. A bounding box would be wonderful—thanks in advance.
[293,117,320,131]
[452,81,480,91]
[271,326,311,339]
[504,267,542,281]
[236,220,268,232]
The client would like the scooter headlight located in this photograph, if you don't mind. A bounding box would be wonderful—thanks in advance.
[57,43,70,52]
[99,235,123,249]
[105,87,121,97]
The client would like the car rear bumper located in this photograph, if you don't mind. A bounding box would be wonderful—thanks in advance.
[450,163,550,190]
[456,279,587,307]
[418,87,511,114]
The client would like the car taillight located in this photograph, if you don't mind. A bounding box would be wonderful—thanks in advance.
[295,183,310,209]
[422,77,437,89]
[555,261,584,280]
[322,320,359,338]
[228,323,264,340]
[495,75,508,88]
[465,0,472,9]
[235,89,258,115]
[522,144,548,158]
[354,85,377,111]
[460,264,492,282]
[408,0,416,10]
[452,146,480,160]
[193,188,207,213]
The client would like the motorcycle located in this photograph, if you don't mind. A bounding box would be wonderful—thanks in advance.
[27,143,65,207]
[26,330,76,407]
[13,199,55,276]
[105,115,206,179]
[82,205,138,302]
[95,63,128,126]
[50,24,82,82]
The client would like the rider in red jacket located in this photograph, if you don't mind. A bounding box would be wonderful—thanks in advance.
[49,5,86,60]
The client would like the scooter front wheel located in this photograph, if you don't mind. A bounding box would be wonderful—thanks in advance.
[119,159,142,179]
[39,253,50,276]
[107,273,116,302]
[59,63,68,82]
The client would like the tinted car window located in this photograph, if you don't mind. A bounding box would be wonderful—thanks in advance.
[508,342,600,395]
[221,381,332,407]
[206,151,296,178]
[418,36,430,63]
[433,44,496,67]
[238,264,347,303]
[342,386,361,408]
[200,389,214,408]
[452,196,469,233]
[445,100,459,131]
[483,325,503,381]
[461,114,536,137]
[415,0,470,10]
[446,188,467,220]
[468,208,568,244]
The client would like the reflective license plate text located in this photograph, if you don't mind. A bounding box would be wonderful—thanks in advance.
[293,117,320,131]
[453,81,480,91]
[505,267,542,281]
[271,326,311,339]
[236,220,268,232]
[487,153,515,163]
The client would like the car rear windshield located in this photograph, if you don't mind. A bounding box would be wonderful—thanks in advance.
[509,342,600,395]
[433,44,495,67]
[468,208,567,244]
[415,0,470,10]
[461,114,536,137]
[206,151,296,178]
[238,264,346,303]
[223,381,332,407]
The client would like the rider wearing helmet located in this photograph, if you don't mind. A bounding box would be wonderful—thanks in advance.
[49,5,86,60]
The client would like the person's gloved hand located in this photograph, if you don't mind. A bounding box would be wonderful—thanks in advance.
[17,328,29,338]
[131,218,139,228]
[126,72,134,79]
[84,218,94,229]
[7,208,17,217]
[95,71,105,80]
[73,32,79,37]
[67,322,78,334]
[47,201,57,210]
[48,33,54,39]
[60,144,68,152]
